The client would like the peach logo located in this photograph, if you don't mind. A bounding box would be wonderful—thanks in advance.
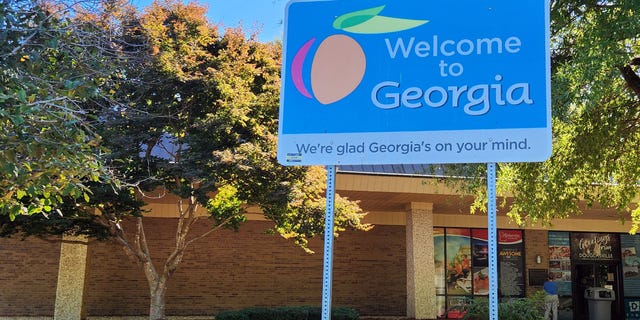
[291,5,428,105]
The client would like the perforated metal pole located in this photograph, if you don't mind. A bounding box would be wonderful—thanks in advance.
[487,163,498,320]
[321,165,336,320]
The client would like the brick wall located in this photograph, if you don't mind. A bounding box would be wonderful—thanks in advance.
[0,237,60,316]
[0,218,557,317]
[84,218,407,317]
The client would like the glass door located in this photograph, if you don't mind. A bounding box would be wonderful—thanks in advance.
[572,262,622,320]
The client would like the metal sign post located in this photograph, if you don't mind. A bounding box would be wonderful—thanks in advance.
[321,165,336,320]
[487,163,498,319]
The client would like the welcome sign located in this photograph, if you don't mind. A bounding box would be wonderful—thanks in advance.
[277,0,551,165]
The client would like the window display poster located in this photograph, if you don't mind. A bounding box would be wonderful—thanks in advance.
[446,228,472,295]
[498,230,525,297]
[472,229,489,295]
[435,295,446,319]
[548,231,572,296]
[434,228,446,296]
[621,234,640,296]
[446,296,471,319]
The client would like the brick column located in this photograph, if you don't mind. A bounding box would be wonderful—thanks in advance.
[406,202,436,319]
[55,235,89,320]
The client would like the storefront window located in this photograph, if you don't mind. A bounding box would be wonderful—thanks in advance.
[435,228,525,318]
[620,234,640,320]
[622,234,640,296]
[548,231,572,295]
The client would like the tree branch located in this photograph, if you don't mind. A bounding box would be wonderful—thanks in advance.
[175,197,186,247]
[97,215,146,265]
[186,215,233,246]
[137,217,152,261]
[164,197,199,276]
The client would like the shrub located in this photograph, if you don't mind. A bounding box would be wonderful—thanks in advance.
[461,293,545,320]
[305,306,322,320]
[243,307,276,320]
[330,306,359,320]
[215,305,359,320]
[216,310,250,320]
[272,306,312,320]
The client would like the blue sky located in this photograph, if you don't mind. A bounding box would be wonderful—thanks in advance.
[130,0,287,42]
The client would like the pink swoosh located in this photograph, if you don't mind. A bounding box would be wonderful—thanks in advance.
[291,38,315,99]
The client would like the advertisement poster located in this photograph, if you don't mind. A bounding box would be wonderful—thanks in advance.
[446,296,471,319]
[621,234,640,297]
[570,232,619,261]
[446,228,472,295]
[434,228,446,318]
[548,231,572,296]
[472,229,489,295]
[498,230,525,297]
[434,228,446,293]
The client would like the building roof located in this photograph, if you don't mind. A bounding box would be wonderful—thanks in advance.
[338,164,447,177]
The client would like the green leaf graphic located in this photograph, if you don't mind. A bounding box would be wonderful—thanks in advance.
[333,5,385,30]
[343,16,429,34]
[333,6,428,34]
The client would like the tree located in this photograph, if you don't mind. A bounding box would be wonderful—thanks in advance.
[1,1,369,319]
[458,1,640,230]
[98,2,369,318]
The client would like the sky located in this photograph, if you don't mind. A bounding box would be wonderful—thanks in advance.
[130,0,287,42]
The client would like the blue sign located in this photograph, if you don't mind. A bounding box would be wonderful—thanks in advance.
[277,0,551,165]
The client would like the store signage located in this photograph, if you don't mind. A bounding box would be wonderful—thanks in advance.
[278,0,551,165]
[571,233,620,261]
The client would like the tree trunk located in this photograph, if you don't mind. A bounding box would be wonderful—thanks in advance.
[103,197,228,320]
[149,277,168,320]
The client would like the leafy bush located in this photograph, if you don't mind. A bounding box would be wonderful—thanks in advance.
[216,310,249,320]
[243,307,275,320]
[461,292,545,320]
[269,306,317,320]
[216,306,358,320]
[330,306,359,320]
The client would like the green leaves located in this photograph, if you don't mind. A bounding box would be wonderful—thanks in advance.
[0,0,130,221]
[15,190,26,200]
[206,185,245,229]
[485,0,640,228]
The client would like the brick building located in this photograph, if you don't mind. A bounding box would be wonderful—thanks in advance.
[0,168,638,319]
